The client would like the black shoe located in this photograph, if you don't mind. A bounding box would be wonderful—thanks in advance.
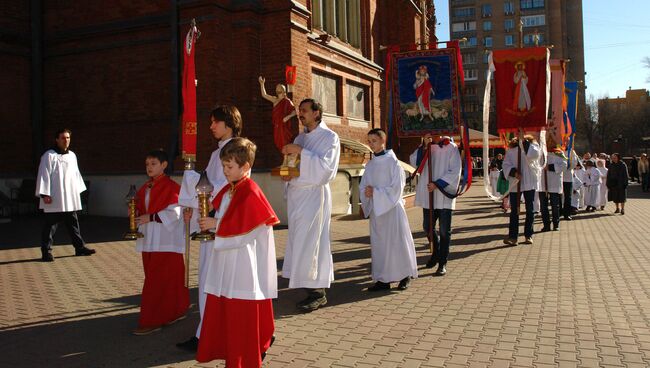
[75,247,96,256]
[176,336,199,352]
[563,216,573,221]
[614,208,620,214]
[425,255,437,269]
[367,281,391,292]
[540,225,551,233]
[298,295,327,312]
[262,335,275,361]
[621,209,625,215]
[397,277,411,291]
[41,252,54,262]
[552,224,559,231]
[435,265,447,276]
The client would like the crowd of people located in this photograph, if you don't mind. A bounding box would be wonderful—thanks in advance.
[484,135,640,246]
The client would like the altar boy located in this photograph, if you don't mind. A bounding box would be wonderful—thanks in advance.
[132,150,189,335]
[196,138,279,368]
[360,129,418,291]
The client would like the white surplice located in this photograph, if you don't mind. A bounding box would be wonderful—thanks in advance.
[584,167,601,207]
[571,174,583,209]
[539,153,567,194]
[136,188,184,254]
[502,142,542,193]
[597,167,608,207]
[177,137,232,338]
[360,150,418,283]
[282,123,340,289]
[35,149,86,213]
[203,194,277,301]
[408,141,462,210]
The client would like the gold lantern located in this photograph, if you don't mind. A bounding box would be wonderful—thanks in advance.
[192,171,215,241]
[124,184,144,240]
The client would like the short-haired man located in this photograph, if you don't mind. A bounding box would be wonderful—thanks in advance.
[36,129,96,262]
[281,98,340,312]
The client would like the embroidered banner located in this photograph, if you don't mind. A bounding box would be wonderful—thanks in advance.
[181,22,199,161]
[391,48,462,137]
[493,47,550,132]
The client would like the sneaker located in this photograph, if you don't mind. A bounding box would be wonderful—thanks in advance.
[298,296,327,312]
[75,247,96,256]
[132,326,161,336]
[503,238,517,246]
[435,265,447,276]
[521,237,534,245]
[552,224,559,231]
[42,252,54,262]
[176,336,199,352]
[397,277,411,291]
[367,281,391,292]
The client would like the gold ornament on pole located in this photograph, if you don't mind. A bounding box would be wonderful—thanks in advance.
[124,185,144,240]
[192,171,215,241]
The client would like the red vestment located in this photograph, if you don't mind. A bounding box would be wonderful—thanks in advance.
[135,175,189,328]
[416,79,433,111]
[196,177,278,366]
[272,97,297,152]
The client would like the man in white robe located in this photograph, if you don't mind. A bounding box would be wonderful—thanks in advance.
[502,135,542,245]
[360,129,417,291]
[409,135,462,276]
[539,148,568,232]
[35,129,95,262]
[176,105,240,352]
[281,98,340,312]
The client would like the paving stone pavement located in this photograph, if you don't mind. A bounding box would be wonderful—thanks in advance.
[1,182,650,367]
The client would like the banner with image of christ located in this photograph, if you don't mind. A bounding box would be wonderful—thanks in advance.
[391,48,462,137]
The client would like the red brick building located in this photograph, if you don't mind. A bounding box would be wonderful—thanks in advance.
[1,0,431,176]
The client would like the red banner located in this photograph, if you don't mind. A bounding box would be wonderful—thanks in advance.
[493,47,549,132]
[181,23,199,161]
[285,65,297,86]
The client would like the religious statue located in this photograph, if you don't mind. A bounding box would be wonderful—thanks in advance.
[258,76,300,176]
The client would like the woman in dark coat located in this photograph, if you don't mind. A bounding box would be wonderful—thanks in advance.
[606,153,628,215]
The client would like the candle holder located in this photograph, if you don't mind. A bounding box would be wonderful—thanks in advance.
[192,171,215,241]
[124,184,144,240]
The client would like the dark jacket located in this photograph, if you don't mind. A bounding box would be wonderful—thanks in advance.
[606,161,628,189]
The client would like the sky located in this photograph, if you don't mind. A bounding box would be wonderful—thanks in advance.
[433,0,650,99]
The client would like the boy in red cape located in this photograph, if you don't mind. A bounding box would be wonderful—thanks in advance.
[132,150,189,335]
[196,137,279,367]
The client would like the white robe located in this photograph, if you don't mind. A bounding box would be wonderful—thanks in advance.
[571,175,583,208]
[35,149,86,213]
[360,150,418,283]
[409,141,462,210]
[584,167,601,207]
[283,123,340,289]
[539,153,567,194]
[575,167,587,209]
[135,189,184,254]
[489,170,500,197]
[502,142,542,193]
[177,137,232,338]
[203,193,277,301]
[597,167,608,207]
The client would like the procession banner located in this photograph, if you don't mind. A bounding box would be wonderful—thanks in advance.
[564,81,579,164]
[391,48,462,137]
[548,59,568,148]
[181,22,199,161]
[492,47,550,132]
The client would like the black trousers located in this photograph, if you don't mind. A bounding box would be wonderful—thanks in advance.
[539,192,561,227]
[41,211,86,253]
[561,181,572,217]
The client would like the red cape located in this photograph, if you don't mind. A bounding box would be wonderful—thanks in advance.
[136,175,180,215]
[212,177,279,237]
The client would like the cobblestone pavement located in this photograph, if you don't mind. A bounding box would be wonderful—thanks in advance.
[1,182,650,367]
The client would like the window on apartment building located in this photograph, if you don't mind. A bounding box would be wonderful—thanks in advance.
[461,37,478,48]
[522,15,545,27]
[520,0,544,10]
[453,7,475,17]
[312,0,361,48]
[465,85,477,96]
[484,37,493,47]
[464,69,478,80]
[346,82,368,121]
[483,21,492,31]
[462,53,477,64]
[504,19,514,31]
[482,4,492,17]
[505,35,514,46]
[504,2,515,15]
[312,71,340,115]
[452,21,477,32]
[523,33,545,45]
